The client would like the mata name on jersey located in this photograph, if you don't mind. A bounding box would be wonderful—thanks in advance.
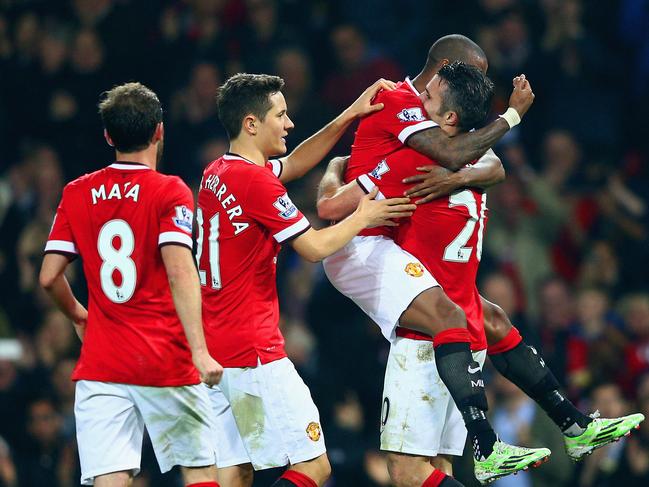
[91,182,140,204]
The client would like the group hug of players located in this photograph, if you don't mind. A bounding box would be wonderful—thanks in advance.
[40,34,644,487]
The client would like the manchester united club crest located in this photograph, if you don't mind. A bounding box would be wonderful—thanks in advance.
[306,421,321,442]
[404,262,424,277]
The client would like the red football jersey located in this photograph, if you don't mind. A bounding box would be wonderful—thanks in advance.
[45,161,200,386]
[346,78,438,238]
[358,148,488,350]
[197,153,311,367]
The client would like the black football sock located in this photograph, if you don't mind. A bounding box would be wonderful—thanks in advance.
[435,341,496,460]
[490,341,592,436]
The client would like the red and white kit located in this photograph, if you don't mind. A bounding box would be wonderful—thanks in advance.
[323,78,489,458]
[198,153,325,470]
[46,161,217,484]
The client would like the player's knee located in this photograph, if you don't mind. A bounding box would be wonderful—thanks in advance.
[483,301,512,344]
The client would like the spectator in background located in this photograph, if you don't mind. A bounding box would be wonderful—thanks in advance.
[485,143,567,318]
[0,435,17,487]
[14,397,73,487]
[567,288,627,399]
[168,62,225,183]
[274,47,333,152]
[623,294,649,394]
[536,277,578,389]
[322,24,402,112]
[238,0,299,73]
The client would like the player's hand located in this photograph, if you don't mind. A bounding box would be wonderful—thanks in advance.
[346,78,397,119]
[354,188,416,228]
[72,303,88,342]
[402,166,462,204]
[193,351,224,387]
[508,74,535,119]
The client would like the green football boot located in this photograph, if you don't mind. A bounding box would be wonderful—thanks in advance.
[564,411,645,461]
[474,440,551,485]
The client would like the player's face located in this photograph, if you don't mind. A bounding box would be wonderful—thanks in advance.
[420,75,447,124]
[258,92,294,156]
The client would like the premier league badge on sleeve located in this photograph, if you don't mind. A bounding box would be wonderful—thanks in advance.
[173,205,193,232]
[397,107,426,122]
[273,193,298,219]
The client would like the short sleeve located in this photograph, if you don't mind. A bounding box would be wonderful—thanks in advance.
[267,159,283,178]
[44,194,78,257]
[158,178,194,249]
[246,171,310,243]
[377,90,439,144]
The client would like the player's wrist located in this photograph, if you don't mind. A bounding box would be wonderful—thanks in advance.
[499,107,521,129]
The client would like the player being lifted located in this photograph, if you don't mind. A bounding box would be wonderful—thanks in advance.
[40,83,223,487]
[197,75,415,487]
[318,36,644,485]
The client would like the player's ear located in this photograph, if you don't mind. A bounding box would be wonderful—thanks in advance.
[445,111,459,127]
[153,122,164,142]
[243,115,257,136]
[104,129,115,147]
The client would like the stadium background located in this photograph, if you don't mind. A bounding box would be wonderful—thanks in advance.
[0,0,648,486]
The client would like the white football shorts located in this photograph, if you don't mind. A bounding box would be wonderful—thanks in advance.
[323,235,440,342]
[380,337,487,456]
[75,380,217,485]
[207,357,326,470]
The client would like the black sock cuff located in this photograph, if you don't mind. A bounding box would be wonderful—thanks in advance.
[435,341,471,359]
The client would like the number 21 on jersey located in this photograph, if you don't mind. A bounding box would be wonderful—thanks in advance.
[196,208,222,289]
[443,190,487,263]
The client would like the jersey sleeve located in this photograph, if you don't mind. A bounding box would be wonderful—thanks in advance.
[247,170,310,243]
[355,173,387,200]
[267,159,283,178]
[378,90,439,144]
[44,190,78,257]
[158,177,195,250]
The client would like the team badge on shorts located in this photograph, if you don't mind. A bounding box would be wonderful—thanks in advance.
[404,262,424,277]
[306,421,321,441]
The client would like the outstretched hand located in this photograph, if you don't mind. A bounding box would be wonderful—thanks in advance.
[346,78,397,118]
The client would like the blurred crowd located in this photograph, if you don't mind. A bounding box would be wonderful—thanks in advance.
[1,0,649,486]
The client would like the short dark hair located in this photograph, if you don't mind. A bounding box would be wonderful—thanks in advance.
[216,73,285,139]
[437,61,494,131]
[98,82,163,153]
[425,34,487,71]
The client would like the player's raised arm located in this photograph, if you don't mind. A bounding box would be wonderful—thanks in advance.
[403,148,506,203]
[40,253,88,341]
[293,188,415,262]
[316,156,365,221]
[277,79,396,184]
[406,75,534,171]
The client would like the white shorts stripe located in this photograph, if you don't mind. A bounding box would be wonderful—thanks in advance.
[158,231,193,248]
[397,120,439,143]
[45,239,78,254]
[273,216,310,243]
